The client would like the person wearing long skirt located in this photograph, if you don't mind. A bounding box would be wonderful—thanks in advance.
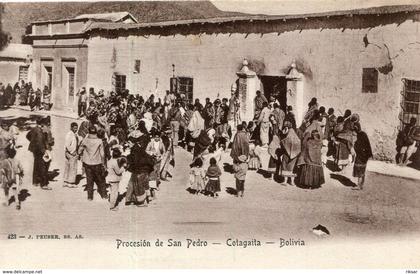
[296,130,325,189]
[352,126,373,190]
[160,130,175,180]
[205,157,222,198]
[279,122,301,183]
[125,131,154,206]
[248,141,262,170]
[268,134,282,179]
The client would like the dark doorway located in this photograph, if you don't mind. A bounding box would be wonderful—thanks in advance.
[259,75,287,111]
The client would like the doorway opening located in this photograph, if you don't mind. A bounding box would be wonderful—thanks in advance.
[62,65,75,107]
[259,75,287,111]
[44,66,53,91]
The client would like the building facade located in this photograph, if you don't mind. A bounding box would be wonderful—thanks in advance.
[0,43,33,86]
[27,12,137,112]
[26,6,420,160]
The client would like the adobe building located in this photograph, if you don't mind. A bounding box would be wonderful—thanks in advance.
[26,12,137,112]
[26,6,420,160]
[0,43,33,85]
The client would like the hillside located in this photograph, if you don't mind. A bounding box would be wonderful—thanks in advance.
[1,1,245,43]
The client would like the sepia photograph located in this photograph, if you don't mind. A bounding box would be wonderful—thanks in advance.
[0,0,420,270]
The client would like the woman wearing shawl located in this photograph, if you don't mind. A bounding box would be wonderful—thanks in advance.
[141,112,154,133]
[352,125,373,190]
[268,133,282,179]
[334,114,358,171]
[187,107,205,139]
[127,111,138,132]
[303,111,324,140]
[296,129,325,189]
[279,121,301,181]
[230,124,250,163]
[193,128,216,160]
[125,129,154,206]
[299,98,319,132]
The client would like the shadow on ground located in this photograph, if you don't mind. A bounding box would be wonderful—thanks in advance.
[330,173,357,187]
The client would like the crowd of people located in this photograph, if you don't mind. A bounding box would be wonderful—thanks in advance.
[0,81,53,111]
[1,85,379,211]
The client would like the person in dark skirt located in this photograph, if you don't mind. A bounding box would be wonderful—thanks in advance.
[296,129,325,189]
[352,125,373,190]
[125,130,154,206]
[205,157,222,198]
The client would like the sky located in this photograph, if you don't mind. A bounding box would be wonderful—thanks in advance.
[211,0,420,15]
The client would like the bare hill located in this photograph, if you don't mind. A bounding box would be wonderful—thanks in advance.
[1,1,245,43]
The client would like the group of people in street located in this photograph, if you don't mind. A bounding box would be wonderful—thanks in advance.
[6,82,420,212]
[0,81,52,111]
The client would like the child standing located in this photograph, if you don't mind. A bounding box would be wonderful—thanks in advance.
[188,158,206,195]
[205,157,222,198]
[233,155,248,197]
[352,125,373,190]
[146,129,166,199]
[107,147,127,211]
[248,141,262,170]
[1,147,24,210]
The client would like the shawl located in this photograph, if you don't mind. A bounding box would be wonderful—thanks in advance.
[303,104,319,122]
[268,135,281,159]
[273,108,285,128]
[305,121,324,140]
[298,132,322,166]
[281,129,301,159]
[306,138,323,165]
[193,130,212,158]
[354,131,373,163]
[230,130,250,162]
[206,165,222,177]
[255,95,268,111]
[188,110,205,138]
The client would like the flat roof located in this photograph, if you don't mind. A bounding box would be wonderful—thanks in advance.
[84,4,420,33]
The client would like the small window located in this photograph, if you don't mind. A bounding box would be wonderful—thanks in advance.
[170,77,193,103]
[362,68,378,93]
[134,60,141,73]
[114,74,126,94]
[18,66,29,82]
[400,79,420,129]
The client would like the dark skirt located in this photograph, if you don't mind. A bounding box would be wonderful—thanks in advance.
[297,164,325,188]
[268,156,280,173]
[281,154,298,176]
[336,142,350,166]
[126,172,149,203]
[353,156,368,178]
[149,162,161,182]
[205,178,221,193]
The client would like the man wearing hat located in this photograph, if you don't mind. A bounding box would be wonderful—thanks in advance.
[26,117,51,190]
